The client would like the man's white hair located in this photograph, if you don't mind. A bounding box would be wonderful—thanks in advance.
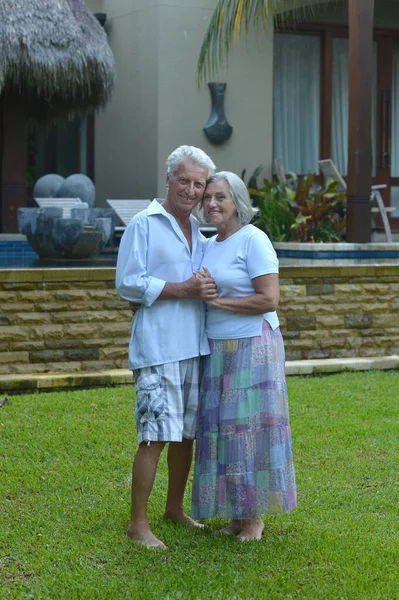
[166,145,216,177]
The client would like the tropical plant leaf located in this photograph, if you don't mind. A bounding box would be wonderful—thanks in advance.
[197,0,333,84]
[244,168,347,242]
[247,164,264,192]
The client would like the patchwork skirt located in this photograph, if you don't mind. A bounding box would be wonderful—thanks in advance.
[191,321,297,520]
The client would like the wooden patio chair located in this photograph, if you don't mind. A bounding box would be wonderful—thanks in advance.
[274,158,287,184]
[318,158,396,242]
[34,197,84,218]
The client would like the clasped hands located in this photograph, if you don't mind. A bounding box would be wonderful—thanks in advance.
[192,266,219,305]
[128,267,219,315]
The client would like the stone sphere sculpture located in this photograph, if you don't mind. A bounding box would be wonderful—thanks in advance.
[23,173,112,259]
[57,174,96,207]
[33,174,64,199]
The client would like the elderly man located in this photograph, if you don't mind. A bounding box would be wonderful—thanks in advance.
[116,145,217,549]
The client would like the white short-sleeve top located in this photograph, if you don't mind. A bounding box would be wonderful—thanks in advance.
[201,224,280,340]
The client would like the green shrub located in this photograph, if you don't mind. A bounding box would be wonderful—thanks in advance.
[245,168,346,243]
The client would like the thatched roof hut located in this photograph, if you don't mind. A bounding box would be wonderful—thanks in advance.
[0,0,115,119]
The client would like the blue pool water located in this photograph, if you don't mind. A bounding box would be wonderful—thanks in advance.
[0,240,118,269]
[1,239,399,269]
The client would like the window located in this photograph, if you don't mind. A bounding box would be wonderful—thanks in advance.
[273,33,320,173]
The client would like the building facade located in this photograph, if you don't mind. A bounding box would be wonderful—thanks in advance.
[22,1,399,233]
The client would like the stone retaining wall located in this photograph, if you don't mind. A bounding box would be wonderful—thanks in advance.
[279,265,399,360]
[0,269,130,375]
[0,264,398,374]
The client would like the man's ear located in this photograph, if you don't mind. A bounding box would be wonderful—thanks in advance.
[166,175,170,188]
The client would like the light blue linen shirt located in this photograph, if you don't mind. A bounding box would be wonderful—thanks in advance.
[116,199,209,369]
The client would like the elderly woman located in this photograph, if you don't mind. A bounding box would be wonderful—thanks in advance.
[191,171,297,541]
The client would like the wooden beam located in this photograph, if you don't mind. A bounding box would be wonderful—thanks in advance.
[0,97,27,233]
[346,0,375,242]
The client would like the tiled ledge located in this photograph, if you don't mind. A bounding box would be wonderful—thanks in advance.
[0,267,116,283]
[1,356,398,393]
[2,262,399,283]
[274,241,399,260]
[274,242,399,251]
[0,234,27,242]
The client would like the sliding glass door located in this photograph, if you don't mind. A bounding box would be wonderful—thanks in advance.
[374,38,399,228]
[386,42,399,219]
[331,38,377,177]
[273,27,399,229]
[273,34,320,173]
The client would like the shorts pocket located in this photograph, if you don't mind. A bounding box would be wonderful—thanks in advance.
[134,373,164,424]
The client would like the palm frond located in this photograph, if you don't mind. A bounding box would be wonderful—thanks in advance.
[197,0,338,84]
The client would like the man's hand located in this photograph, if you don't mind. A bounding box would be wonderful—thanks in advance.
[193,267,220,304]
[160,267,218,301]
[187,267,218,301]
[183,267,218,301]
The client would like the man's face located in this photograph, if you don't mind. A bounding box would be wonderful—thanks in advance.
[166,160,208,216]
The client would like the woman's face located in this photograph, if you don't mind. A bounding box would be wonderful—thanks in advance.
[202,179,238,229]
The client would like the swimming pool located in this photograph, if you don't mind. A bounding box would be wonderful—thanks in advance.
[0,236,118,269]
[1,237,399,269]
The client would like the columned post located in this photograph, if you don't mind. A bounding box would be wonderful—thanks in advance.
[346,0,375,243]
[0,96,27,233]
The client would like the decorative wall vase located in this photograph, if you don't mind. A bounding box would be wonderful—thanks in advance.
[203,82,233,145]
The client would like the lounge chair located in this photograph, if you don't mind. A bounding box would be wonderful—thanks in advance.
[34,197,84,218]
[318,158,395,243]
[106,198,216,236]
[106,199,151,231]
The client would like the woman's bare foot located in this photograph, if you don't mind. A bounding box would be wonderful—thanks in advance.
[127,523,167,550]
[163,511,205,528]
[214,519,242,536]
[236,517,264,541]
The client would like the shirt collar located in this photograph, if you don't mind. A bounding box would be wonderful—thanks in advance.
[147,198,200,226]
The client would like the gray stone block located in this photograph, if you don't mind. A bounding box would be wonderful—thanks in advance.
[93,218,112,246]
[18,202,110,260]
[68,227,103,259]
[51,219,84,253]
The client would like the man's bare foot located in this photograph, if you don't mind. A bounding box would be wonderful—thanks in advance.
[236,517,264,541]
[127,524,167,549]
[163,511,205,528]
[214,519,242,536]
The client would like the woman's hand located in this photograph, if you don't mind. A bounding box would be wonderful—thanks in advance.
[196,273,280,314]
[193,266,213,281]
[193,267,219,303]
[204,297,221,308]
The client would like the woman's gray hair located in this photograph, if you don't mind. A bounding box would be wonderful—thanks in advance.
[207,171,256,225]
[166,145,216,177]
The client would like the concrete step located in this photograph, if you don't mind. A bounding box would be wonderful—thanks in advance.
[1,356,398,394]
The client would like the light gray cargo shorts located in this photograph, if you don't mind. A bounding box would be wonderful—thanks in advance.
[133,357,200,444]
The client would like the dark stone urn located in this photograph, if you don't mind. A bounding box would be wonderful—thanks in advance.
[203,82,233,145]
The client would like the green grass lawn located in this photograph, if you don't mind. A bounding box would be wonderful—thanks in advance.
[1,370,399,599]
